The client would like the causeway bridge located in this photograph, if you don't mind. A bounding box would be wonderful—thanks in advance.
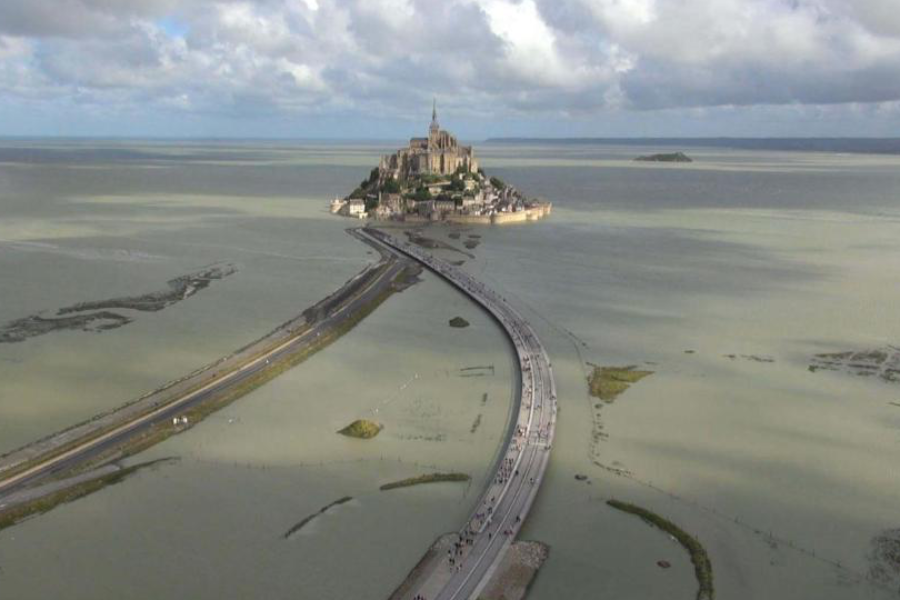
[361,228,558,600]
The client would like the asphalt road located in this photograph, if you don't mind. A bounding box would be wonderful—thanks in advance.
[0,232,409,502]
[361,228,557,600]
[2,225,557,600]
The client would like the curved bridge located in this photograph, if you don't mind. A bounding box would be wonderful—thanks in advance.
[361,228,557,600]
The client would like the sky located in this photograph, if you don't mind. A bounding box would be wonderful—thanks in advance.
[1,0,900,139]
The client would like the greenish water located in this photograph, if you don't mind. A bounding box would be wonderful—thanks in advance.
[1,140,900,599]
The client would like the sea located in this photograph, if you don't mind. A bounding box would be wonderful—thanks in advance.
[0,138,898,599]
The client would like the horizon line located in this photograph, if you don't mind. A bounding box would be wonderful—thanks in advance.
[2,135,900,141]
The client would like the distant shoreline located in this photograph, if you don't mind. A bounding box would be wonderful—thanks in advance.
[2,137,899,156]
[485,137,900,155]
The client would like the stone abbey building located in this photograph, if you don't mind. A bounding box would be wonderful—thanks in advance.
[378,101,479,180]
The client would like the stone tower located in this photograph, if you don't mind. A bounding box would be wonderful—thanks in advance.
[376,99,479,179]
[429,98,439,138]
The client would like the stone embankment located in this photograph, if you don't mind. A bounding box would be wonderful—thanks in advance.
[435,203,552,225]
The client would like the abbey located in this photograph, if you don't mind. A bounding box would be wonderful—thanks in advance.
[379,101,479,179]
[332,101,551,224]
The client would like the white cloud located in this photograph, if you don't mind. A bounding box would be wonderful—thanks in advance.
[481,0,565,84]
[0,0,899,131]
[588,0,658,31]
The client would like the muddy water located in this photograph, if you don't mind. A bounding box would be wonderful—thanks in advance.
[0,141,515,599]
[2,141,900,599]
[415,144,900,600]
[0,142,393,453]
[0,269,514,600]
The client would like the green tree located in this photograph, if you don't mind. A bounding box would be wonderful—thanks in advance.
[420,173,444,184]
[382,179,401,194]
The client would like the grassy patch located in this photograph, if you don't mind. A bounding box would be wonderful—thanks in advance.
[0,458,175,533]
[607,499,714,600]
[470,414,483,434]
[588,365,653,402]
[380,472,470,491]
[338,419,383,439]
[283,496,353,539]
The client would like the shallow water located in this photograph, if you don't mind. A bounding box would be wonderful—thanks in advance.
[0,143,387,453]
[0,270,514,600]
[1,140,900,599]
[419,145,900,599]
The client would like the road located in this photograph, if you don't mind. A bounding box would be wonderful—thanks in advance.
[2,225,557,600]
[0,230,412,502]
[361,228,557,600]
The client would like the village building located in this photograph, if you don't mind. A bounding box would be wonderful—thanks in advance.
[343,198,366,218]
[374,204,393,219]
[461,195,481,209]
[433,199,456,213]
[380,192,403,213]
[331,100,551,225]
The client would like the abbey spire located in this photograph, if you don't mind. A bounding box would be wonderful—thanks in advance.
[430,98,439,134]
[378,100,478,178]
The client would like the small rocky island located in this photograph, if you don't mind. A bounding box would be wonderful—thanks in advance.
[634,152,693,163]
[331,102,551,225]
[449,316,470,329]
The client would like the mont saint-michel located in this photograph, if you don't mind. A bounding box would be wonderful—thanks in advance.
[331,103,552,224]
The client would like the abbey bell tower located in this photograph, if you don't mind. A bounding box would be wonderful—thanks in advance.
[378,99,479,178]
[429,98,440,139]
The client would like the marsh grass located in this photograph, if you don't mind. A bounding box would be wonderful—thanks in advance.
[588,365,653,402]
[0,458,176,532]
[338,419,383,439]
[380,472,470,491]
[607,499,714,600]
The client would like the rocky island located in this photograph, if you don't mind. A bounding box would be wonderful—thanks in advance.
[634,151,693,163]
[331,102,551,225]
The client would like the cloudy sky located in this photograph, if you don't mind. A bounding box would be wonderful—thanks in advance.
[1,0,899,138]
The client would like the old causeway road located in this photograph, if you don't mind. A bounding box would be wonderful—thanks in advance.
[0,230,410,501]
[361,228,557,600]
